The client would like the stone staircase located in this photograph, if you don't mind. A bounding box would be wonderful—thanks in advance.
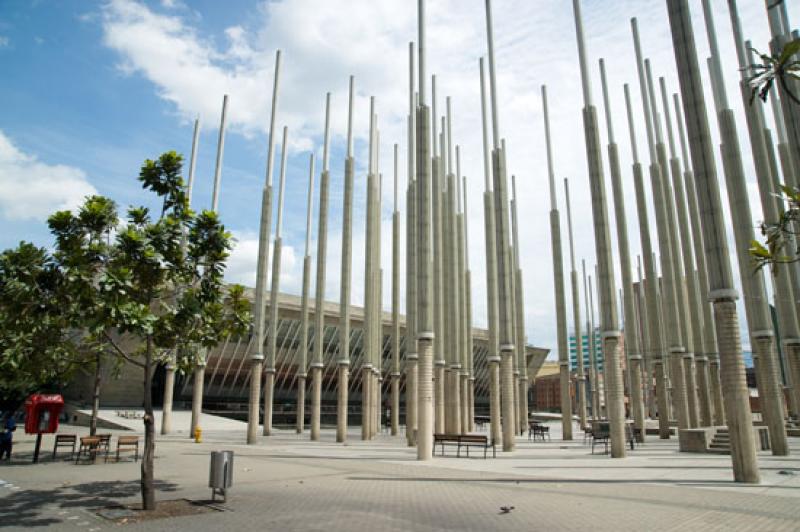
[708,427,731,454]
[787,416,800,437]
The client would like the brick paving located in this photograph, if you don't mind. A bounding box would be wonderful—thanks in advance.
[1,420,799,530]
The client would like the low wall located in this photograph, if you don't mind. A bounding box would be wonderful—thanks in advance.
[678,426,716,452]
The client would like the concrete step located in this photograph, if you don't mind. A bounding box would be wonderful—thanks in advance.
[706,447,731,455]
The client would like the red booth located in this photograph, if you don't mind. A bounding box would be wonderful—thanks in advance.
[24,394,64,434]
[24,394,65,462]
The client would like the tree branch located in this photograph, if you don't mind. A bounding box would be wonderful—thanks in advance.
[102,330,146,369]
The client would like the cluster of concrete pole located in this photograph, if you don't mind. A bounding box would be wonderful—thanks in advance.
[559,0,800,481]
[156,0,800,482]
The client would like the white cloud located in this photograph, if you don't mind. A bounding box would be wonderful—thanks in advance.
[98,0,797,356]
[0,36,9,48]
[0,131,97,221]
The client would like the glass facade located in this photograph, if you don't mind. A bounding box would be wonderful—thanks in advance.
[568,328,603,372]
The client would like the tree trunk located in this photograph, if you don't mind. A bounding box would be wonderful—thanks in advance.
[90,353,101,436]
[141,337,156,510]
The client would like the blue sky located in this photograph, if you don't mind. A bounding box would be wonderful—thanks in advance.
[1,0,797,356]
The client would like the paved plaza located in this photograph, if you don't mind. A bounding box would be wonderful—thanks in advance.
[1,413,799,531]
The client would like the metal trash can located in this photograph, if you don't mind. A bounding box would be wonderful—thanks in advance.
[209,450,234,502]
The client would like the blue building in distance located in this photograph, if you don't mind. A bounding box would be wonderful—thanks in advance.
[569,328,603,372]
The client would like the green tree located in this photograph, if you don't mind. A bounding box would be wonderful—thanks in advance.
[48,195,119,435]
[0,243,86,406]
[50,152,250,510]
[751,185,800,271]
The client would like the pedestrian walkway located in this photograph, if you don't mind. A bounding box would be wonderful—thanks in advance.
[1,421,798,530]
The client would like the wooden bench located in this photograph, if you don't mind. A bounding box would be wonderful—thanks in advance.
[434,434,461,456]
[114,435,139,462]
[97,434,111,461]
[433,434,495,459]
[75,436,102,464]
[52,434,77,460]
[458,435,495,458]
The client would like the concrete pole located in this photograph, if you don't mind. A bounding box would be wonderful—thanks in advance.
[431,77,446,436]
[634,269,652,420]
[511,175,529,436]
[599,62,644,441]
[416,0,435,461]
[767,83,800,348]
[655,75,703,428]
[373,136,383,439]
[565,178,586,429]
[672,92,724,426]
[479,57,502,446]
[632,20,689,433]
[596,264,608,417]
[666,0,760,483]
[190,94,229,438]
[737,3,800,427]
[464,177,476,432]
[645,55,693,431]
[485,0,516,451]
[161,117,200,436]
[700,0,787,455]
[766,87,800,317]
[337,76,355,443]
[457,146,469,434]
[542,86,572,440]
[405,43,419,448]
[298,153,315,434]
[264,125,289,437]
[669,93,714,428]
[648,62,700,429]
[370,147,383,439]
[248,50,281,445]
[767,86,800,421]
[572,0,625,457]
[391,143,401,436]
[446,101,462,435]
[210,94,229,212]
[311,93,332,442]
[585,265,599,420]
[766,1,800,180]
[766,86,800,304]
[362,99,377,441]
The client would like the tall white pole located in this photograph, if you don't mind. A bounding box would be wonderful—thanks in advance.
[543,85,572,440]
[479,57,502,447]
[666,0,760,483]
[337,76,355,443]
[298,152,315,434]
[190,95,229,439]
[484,0,516,453]
[161,118,200,436]
[698,0,788,455]
[405,43,419,448]
[248,50,281,444]
[564,177,586,430]
[264,126,289,436]
[210,94,228,212]
[311,93,331,442]
[573,0,625,456]
[416,0,434,460]
[599,60,645,441]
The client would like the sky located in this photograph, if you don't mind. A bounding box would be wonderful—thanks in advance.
[1,0,797,359]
